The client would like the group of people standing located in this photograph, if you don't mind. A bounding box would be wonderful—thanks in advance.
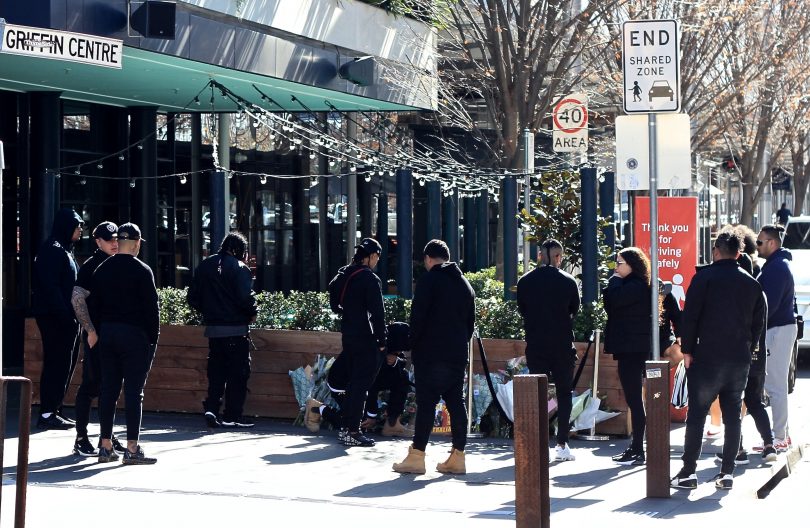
[32,209,159,464]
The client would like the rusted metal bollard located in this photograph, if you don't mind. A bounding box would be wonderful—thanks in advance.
[1,376,33,528]
[514,374,550,528]
[644,361,671,498]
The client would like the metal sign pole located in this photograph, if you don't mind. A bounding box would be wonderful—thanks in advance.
[649,114,661,361]
[578,330,609,441]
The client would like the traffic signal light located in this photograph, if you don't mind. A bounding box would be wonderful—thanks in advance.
[722,155,740,173]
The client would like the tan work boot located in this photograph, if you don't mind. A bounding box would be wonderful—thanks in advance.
[436,448,466,474]
[304,398,322,433]
[382,419,411,437]
[392,445,426,474]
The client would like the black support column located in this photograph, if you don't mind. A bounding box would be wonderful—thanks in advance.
[476,189,489,270]
[129,106,159,272]
[29,91,62,252]
[395,168,413,299]
[426,180,441,242]
[442,187,459,262]
[502,175,518,300]
[600,171,616,253]
[581,168,598,304]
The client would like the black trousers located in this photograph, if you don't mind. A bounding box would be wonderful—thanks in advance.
[617,354,647,452]
[74,332,103,437]
[364,365,411,423]
[340,335,384,431]
[526,346,577,446]
[98,323,155,442]
[202,335,251,422]
[412,362,467,452]
[743,368,773,447]
[35,314,80,415]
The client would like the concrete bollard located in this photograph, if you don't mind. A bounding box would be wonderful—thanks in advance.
[644,360,671,498]
[514,374,550,528]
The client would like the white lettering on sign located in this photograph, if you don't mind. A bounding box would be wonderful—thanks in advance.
[0,22,122,69]
[622,20,679,113]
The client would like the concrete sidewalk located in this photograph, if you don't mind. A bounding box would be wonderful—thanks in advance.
[2,404,806,528]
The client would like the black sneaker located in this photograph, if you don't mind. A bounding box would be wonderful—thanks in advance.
[221,417,255,428]
[612,448,645,466]
[98,446,120,463]
[204,411,221,428]
[342,431,375,447]
[73,436,98,457]
[671,472,698,489]
[37,413,75,430]
[98,436,127,454]
[122,445,157,465]
[713,473,733,490]
[761,445,778,462]
[56,411,76,425]
[714,450,748,465]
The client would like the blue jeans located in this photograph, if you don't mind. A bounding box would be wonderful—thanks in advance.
[682,362,749,475]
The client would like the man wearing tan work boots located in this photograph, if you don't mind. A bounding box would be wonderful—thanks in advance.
[393,240,475,475]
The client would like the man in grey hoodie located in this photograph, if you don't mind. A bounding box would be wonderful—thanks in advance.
[32,207,84,429]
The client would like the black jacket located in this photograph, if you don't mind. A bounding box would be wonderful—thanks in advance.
[90,254,160,345]
[410,262,475,367]
[680,259,766,366]
[603,274,652,357]
[517,265,580,353]
[31,208,82,317]
[187,252,257,326]
[328,264,386,348]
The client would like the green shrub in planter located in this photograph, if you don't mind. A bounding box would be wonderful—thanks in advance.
[286,291,339,332]
[465,268,504,300]
[255,291,291,329]
[573,300,607,343]
[384,296,412,325]
[476,297,524,340]
[158,287,201,326]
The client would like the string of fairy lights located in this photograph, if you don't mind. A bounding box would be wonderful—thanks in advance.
[48,79,593,201]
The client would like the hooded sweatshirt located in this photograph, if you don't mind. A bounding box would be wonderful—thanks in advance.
[757,247,796,329]
[409,262,476,367]
[31,208,83,316]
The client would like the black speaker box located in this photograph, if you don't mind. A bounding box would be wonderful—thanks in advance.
[131,1,176,40]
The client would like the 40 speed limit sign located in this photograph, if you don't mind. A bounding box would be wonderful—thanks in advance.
[552,93,588,153]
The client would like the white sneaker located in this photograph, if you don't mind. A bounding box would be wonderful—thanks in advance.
[554,444,576,461]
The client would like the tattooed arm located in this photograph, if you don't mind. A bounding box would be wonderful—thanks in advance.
[71,286,98,348]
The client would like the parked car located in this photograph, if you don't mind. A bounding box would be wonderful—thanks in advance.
[783,215,810,393]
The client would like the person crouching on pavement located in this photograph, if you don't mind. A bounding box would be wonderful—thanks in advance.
[188,232,258,429]
[393,239,475,475]
[91,223,160,465]
[327,238,387,447]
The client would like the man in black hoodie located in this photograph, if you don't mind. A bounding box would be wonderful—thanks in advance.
[671,228,766,491]
[328,237,387,447]
[393,239,475,475]
[32,207,84,430]
[188,232,258,429]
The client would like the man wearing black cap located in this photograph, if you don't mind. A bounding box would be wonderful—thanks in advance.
[90,223,160,465]
[70,221,125,456]
[32,207,84,430]
[327,237,387,447]
[188,232,258,429]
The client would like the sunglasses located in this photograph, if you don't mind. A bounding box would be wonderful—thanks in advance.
[616,260,626,265]
[756,239,771,246]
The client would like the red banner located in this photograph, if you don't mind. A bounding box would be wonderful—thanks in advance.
[633,197,698,309]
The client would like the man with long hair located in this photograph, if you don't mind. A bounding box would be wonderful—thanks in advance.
[188,232,258,429]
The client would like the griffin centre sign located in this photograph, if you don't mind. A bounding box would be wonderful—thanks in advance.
[622,19,679,113]
[0,21,123,69]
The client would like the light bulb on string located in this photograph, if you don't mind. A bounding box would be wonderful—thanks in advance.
[309,152,316,160]
[75,168,81,175]
[97,163,103,170]
[80,178,87,185]
[118,154,125,161]
[364,174,372,183]
[129,179,136,188]
[180,175,187,184]
[310,176,318,188]
[419,178,425,187]
[137,145,143,150]
[260,175,267,185]
[350,165,356,172]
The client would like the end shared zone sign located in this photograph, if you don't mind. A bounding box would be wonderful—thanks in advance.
[0,20,123,69]
[622,19,679,113]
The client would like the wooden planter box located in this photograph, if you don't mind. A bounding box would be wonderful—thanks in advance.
[23,320,631,435]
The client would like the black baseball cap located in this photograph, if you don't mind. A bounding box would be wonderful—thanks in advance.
[117,222,145,242]
[355,238,382,255]
[92,221,118,241]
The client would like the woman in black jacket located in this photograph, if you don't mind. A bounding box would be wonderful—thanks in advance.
[603,247,652,465]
